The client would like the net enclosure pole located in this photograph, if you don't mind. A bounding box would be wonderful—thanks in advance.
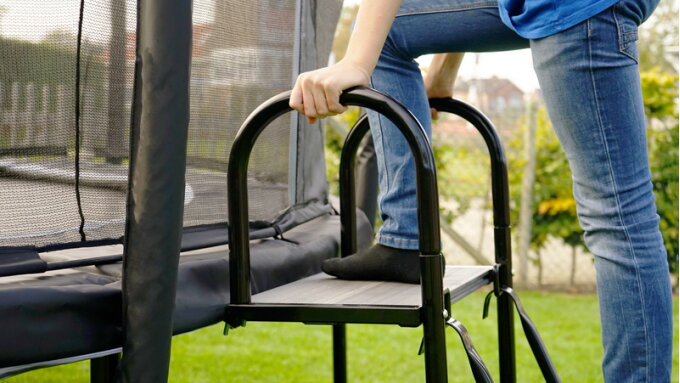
[121,0,192,381]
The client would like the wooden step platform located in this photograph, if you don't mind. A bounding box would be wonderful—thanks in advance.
[252,265,493,308]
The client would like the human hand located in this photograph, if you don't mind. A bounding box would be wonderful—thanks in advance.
[423,53,464,120]
[290,60,371,124]
[426,82,454,121]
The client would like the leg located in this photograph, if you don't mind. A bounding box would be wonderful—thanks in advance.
[530,0,672,381]
[323,0,528,283]
[370,0,528,250]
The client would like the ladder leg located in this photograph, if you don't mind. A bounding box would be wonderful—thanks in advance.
[423,306,448,383]
[497,292,516,383]
[333,324,347,383]
[421,255,448,383]
[90,353,120,383]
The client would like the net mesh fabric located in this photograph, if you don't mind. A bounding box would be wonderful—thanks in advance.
[0,1,134,248]
[185,0,294,228]
[0,0,296,249]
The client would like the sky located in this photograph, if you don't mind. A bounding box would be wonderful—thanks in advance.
[419,51,539,92]
[342,0,540,91]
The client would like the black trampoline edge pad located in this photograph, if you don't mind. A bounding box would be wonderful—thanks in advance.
[0,212,372,369]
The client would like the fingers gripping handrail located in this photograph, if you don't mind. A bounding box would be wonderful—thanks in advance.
[227,87,441,304]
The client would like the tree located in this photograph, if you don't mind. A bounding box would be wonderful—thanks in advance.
[638,0,679,73]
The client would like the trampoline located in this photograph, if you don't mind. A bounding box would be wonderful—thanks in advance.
[0,0,558,382]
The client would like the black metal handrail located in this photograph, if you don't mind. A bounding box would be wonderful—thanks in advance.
[338,115,372,257]
[428,97,516,381]
[427,98,511,263]
[227,86,441,305]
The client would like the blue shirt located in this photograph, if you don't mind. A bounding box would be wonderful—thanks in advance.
[498,0,620,39]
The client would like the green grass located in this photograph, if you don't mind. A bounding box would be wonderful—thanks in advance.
[6,292,678,382]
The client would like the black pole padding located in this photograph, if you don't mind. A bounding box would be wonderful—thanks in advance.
[120,0,192,381]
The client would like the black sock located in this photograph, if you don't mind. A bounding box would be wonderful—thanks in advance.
[321,244,421,284]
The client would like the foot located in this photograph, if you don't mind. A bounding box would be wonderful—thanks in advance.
[321,244,421,284]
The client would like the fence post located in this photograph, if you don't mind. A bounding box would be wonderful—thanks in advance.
[38,85,50,147]
[10,82,19,147]
[81,88,92,157]
[517,97,538,288]
[107,0,127,164]
[25,83,35,147]
[0,82,4,142]
[56,85,70,149]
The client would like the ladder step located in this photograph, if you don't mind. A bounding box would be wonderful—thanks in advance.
[252,265,493,307]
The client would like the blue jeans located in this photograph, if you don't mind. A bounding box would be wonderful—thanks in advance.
[367,0,673,381]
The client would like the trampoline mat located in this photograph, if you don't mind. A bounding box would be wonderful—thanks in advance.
[0,212,373,371]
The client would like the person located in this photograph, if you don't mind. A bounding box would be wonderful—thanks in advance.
[290,0,673,381]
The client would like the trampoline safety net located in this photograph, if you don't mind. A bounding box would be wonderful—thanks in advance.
[0,0,337,250]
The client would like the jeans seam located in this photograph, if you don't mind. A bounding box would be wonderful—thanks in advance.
[587,17,651,380]
[396,4,497,18]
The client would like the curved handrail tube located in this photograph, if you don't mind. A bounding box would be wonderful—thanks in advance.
[427,98,510,228]
[227,87,441,304]
[338,115,370,257]
[428,98,513,286]
[428,97,516,379]
[342,98,512,264]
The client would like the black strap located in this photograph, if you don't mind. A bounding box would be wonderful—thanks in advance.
[483,286,561,383]
[446,318,494,383]
[273,224,299,245]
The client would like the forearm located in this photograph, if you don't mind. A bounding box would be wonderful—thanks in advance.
[424,53,465,98]
[342,0,403,75]
[289,0,403,120]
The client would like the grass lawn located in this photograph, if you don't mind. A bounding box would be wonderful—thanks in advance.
[6,291,678,382]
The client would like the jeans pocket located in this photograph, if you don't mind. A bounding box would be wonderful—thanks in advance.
[613,2,640,62]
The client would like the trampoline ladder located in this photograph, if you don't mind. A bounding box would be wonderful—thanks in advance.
[225,88,560,383]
